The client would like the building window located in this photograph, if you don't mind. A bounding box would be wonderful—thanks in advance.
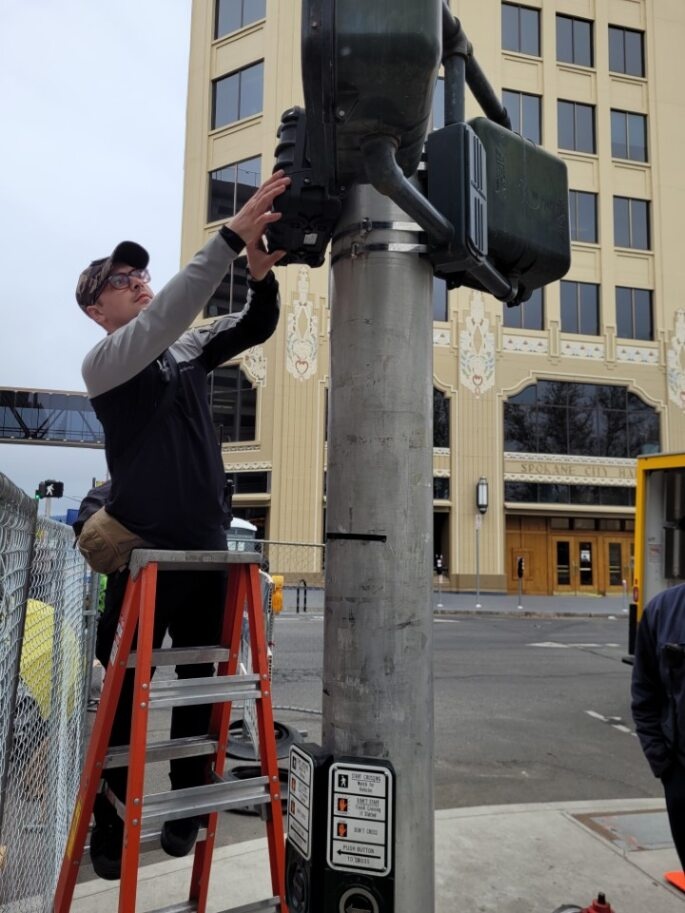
[502,3,540,56]
[611,110,647,162]
[616,287,653,340]
[614,197,650,250]
[503,287,544,330]
[503,381,660,458]
[556,15,593,67]
[205,258,249,318]
[609,26,645,77]
[432,76,444,131]
[434,388,450,448]
[560,281,599,335]
[569,191,598,243]
[208,156,261,223]
[505,483,635,507]
[225,470,270,494]
[558,100,595,153]
[208,365,257,443]
[212,61,264,129]
[434,478,450,500]
[215,0,266,39]
[502,89,541,144]
[433,277,448,321]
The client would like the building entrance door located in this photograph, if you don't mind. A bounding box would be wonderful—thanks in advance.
[552,536,599,594]
[604,537,633,595]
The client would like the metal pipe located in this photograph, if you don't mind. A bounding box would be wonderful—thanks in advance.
[324,182,435,913]
[361,135,454,246]
[441,1,511,130]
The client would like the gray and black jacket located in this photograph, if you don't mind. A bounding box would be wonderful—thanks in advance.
[631,582,685,777]
[81,229,279,550]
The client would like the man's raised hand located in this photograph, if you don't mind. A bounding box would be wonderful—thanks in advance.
[228,170,290,247]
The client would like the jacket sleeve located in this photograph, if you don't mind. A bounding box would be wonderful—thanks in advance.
[170,271,280,374]
[82,231,242,397]
[631,605,672,777]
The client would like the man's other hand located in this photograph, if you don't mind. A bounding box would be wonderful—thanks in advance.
[246,237,286,282]
[228,171,290,247]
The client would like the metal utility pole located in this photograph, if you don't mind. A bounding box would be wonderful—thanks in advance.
[323,183,435,913]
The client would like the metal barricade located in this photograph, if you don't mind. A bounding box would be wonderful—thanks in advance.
[0,498,93,913]
[254,540,325,613]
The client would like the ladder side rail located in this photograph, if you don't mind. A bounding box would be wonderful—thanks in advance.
[53,573,145,913]
[119,562,159,913]
[190,565,250,913]
[246,564,287,911]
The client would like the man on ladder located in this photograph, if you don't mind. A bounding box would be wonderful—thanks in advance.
[73,170,290,880]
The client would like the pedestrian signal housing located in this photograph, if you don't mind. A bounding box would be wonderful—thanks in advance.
[426,117,571,302]
[266,106,343,267]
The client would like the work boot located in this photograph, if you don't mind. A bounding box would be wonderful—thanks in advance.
[89,823,123,880]
[160,816,201,857]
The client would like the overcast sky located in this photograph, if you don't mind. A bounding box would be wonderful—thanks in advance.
[0,0,192,513]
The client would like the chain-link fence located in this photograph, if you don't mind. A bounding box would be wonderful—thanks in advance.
[0,474,96,913]
[0,475,36,840]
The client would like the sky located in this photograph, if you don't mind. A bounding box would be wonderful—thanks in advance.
[0,0,192,513]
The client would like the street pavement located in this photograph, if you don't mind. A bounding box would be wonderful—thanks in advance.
[72,594,685,912]
[282,586,631,617]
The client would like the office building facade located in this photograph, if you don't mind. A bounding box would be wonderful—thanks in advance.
[182,0,685,594]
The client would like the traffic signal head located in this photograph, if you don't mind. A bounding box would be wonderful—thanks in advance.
[301,0,443,192]
[38,479,64,498]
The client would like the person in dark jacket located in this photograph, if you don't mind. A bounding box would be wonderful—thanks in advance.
[631,582,685,871]
[75,170,289,879]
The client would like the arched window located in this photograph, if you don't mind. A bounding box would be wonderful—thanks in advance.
[434,388,450,448]
[503,380,659,458]
[208,365,257,443]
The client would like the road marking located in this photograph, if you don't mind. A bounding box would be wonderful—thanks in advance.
[585,710,637,737]
[434,618,460,623]
[528,642,621,649]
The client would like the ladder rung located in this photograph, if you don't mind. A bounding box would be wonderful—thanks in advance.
[148,674,261,708]
[141,775,271,826]
[146,900,281,913]
[214,899,281,913]
[128,645,230,668]
[104,736,219,769]
[129,548,263,578]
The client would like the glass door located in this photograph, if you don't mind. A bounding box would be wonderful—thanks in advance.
[604,538,632,595]
[552,537,599,594]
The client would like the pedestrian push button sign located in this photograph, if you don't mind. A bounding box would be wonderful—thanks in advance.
[326,761,393,876]
[288,745,315,860]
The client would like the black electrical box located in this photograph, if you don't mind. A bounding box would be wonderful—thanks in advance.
[266,107,343,267]
[301,0,442,191]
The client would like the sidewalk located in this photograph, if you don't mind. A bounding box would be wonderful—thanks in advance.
[281,586,630,617]
[72,798,684,912]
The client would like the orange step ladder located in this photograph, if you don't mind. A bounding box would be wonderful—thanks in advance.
[54,548,287,913]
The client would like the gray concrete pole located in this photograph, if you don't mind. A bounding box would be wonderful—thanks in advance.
[323,182,435,913]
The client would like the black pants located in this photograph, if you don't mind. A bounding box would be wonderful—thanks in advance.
[663,760,685,871]
[94,568,226,824]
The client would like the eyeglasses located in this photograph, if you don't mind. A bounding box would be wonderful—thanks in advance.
[104,268,151,290]
[93,268,150,303]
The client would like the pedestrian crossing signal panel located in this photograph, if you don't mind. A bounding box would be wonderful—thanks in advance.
[286,744,395,913]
